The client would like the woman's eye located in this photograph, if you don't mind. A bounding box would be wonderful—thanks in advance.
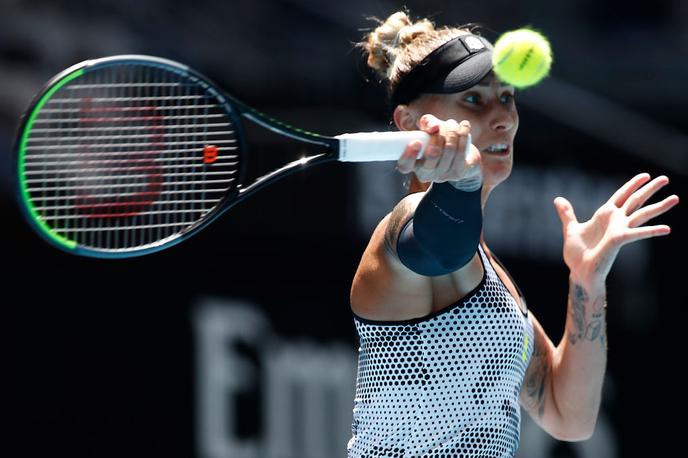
[500,94,515,104]
[464,94,480,104]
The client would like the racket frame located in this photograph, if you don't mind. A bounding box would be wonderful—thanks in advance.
[14,55,340,258]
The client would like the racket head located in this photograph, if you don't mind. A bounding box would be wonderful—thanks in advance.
[14,55,247,258]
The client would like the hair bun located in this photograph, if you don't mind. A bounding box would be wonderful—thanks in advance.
[363,11,435,79]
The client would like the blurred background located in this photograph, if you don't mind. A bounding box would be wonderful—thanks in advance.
[2,0,686,457]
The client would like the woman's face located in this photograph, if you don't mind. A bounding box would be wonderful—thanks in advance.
[409,71,519,191]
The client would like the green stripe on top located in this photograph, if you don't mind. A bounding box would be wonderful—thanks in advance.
[18,69,85,250]
[249,107,322,138]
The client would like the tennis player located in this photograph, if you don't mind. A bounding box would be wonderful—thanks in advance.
[348,11,679,458]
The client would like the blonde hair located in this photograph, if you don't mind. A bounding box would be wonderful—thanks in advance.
[359,11,475,98]
[359,11,478,193]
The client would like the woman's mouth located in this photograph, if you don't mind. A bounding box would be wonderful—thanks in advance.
[481,143,511,156]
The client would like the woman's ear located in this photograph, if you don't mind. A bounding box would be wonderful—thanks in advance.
[393,104,417,131]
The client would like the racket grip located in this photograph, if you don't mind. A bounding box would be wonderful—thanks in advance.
[335,131,430,162]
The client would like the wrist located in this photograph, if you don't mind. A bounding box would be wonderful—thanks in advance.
[448,172,482,192]
[569,271,606,297]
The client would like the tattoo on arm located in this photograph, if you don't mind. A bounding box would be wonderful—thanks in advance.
[383,199,414,256]
[524,334,549,419]
[567,283,607,350]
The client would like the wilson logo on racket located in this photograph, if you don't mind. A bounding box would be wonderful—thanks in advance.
[16,54,428,258]
[74,99,165,219]
[203,145,219,164]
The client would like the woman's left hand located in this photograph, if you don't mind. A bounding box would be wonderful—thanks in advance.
[554,173,679,286]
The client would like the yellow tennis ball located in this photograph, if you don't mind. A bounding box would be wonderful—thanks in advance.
[492,28,552,88]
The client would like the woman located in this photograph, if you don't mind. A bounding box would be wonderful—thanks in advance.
[348,11,679,458]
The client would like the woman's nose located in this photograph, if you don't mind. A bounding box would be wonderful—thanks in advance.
[490,106,517,132]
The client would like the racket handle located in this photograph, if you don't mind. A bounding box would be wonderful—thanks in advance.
[335,131,430,162]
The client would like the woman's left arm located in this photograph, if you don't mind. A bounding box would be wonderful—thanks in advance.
[521,173,679,441]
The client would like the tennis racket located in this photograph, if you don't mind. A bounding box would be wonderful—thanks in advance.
[14,54,432,258]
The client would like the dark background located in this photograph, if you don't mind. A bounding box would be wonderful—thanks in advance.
[3,1,686,457]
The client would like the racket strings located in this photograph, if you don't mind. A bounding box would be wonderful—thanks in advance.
[22,62,241,252]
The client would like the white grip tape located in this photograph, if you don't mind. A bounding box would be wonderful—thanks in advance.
[335,131,430,162]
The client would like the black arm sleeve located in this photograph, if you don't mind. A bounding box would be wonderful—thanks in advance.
[396,181,482,276]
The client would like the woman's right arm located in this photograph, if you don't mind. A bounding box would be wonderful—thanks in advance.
[350,192,433,320]
[351,115,484,319]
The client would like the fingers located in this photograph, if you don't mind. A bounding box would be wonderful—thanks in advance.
[418,113,442,135]
[449,132,475,180]
[433,119,463,176]
[554,196,578,229]
[396,140,424,174]
[622,175,669,215]
[627,194,680,228]
[417,114,446,170]
[554,197,578,223]
[608,173,678,246]
[412,115,472,182]
[609,173,651,207]
[419,131,445,171]
[619,225,671,245]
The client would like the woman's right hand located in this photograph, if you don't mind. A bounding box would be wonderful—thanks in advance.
[396,114,482,190]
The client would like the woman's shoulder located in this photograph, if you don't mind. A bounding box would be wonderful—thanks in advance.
[350,201,433,321]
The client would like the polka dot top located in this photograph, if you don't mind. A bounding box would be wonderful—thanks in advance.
[348,245,534,458]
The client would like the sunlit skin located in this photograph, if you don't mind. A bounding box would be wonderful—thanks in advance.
[353,69,681,440]
[392,71,679,287]
[395,71,519,202]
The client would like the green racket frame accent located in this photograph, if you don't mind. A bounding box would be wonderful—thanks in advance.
[17,69,85,251]
[14,55,340,258]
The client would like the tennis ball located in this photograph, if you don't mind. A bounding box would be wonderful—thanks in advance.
[492,28,552,89]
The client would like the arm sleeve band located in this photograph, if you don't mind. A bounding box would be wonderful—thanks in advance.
[396,181,482,276]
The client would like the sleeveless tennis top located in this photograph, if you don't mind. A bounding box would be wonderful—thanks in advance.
[348,245,534,458]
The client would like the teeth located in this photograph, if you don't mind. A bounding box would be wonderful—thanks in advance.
[484,144,508,152]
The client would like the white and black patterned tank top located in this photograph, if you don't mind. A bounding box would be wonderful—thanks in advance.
[348,245,534,458]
